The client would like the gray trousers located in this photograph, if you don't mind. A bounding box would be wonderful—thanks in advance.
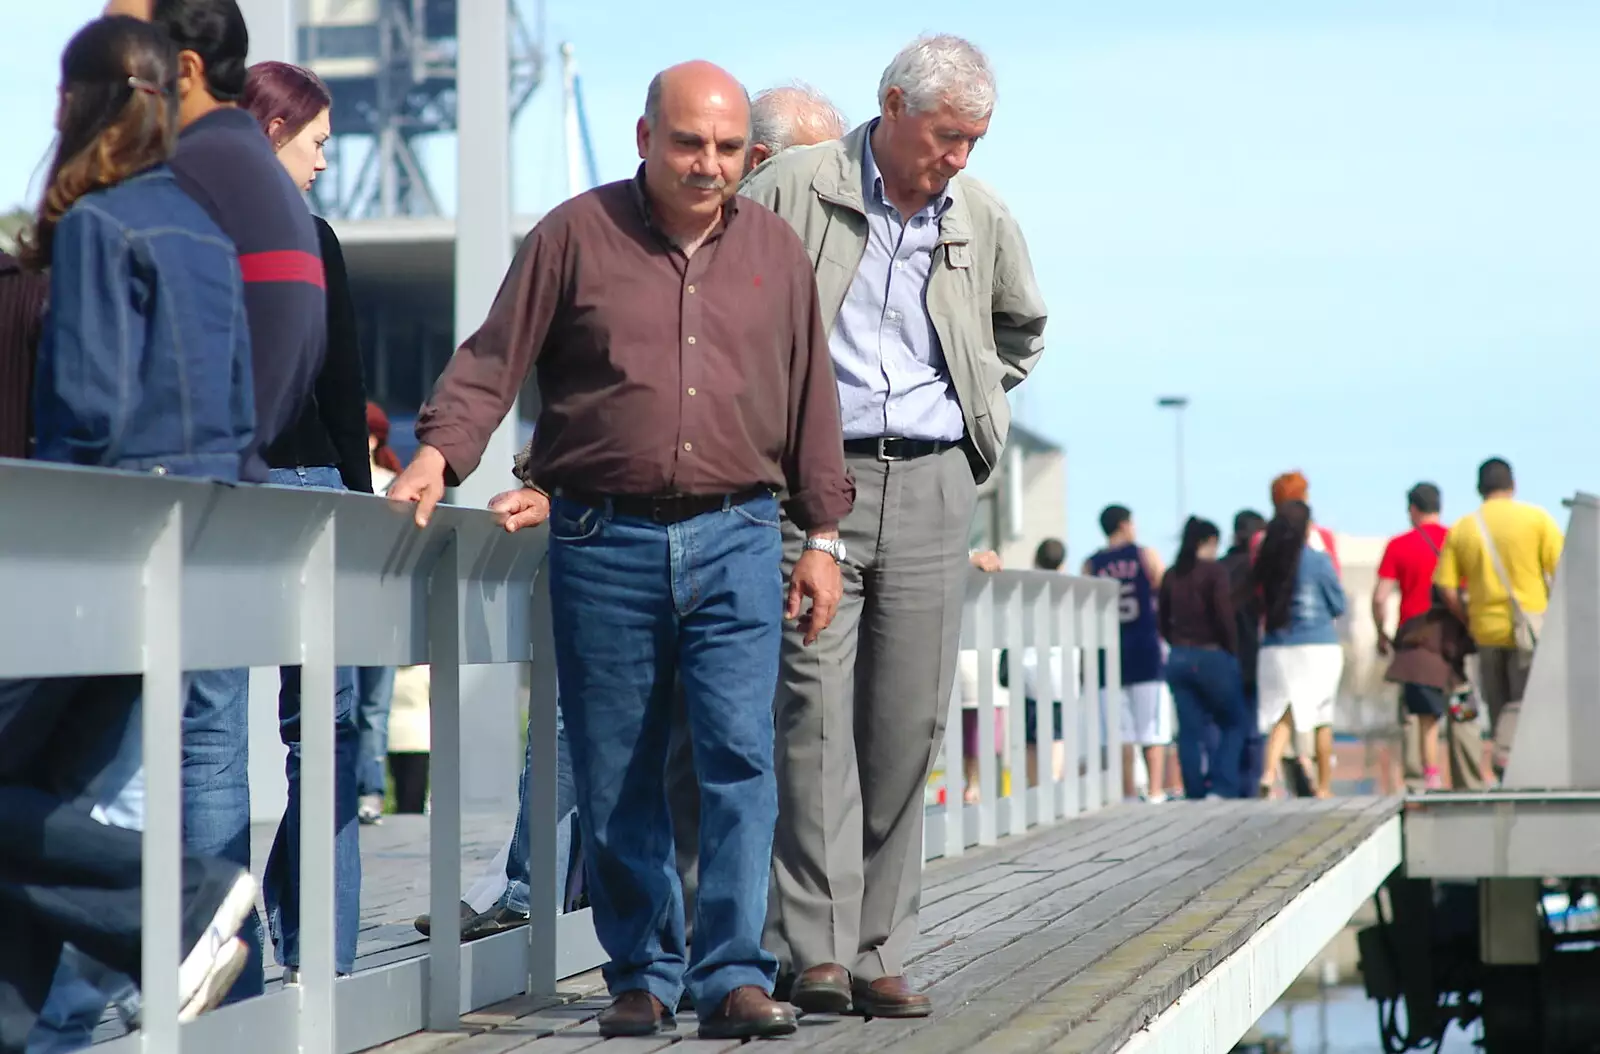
[765,446,977,981]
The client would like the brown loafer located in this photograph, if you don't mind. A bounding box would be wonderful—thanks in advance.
[852,975,932,1018]
[597,990,676,1037]
[790,963,853,1014]
[698,986,798,1039]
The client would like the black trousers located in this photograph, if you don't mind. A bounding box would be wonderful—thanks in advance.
[0,677,240,1053]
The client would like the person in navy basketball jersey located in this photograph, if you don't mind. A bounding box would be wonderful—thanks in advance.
[1084,505,1173,801]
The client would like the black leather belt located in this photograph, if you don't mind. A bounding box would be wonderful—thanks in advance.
[844,437,960,462]
[556,485,772,525]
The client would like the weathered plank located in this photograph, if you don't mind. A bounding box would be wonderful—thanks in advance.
[359,797,1401,1054]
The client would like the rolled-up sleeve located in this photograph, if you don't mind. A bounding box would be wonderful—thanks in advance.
[780,242,852,533]
[415,223,563,485]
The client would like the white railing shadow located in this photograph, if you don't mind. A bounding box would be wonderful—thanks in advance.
[927,569,1124,861]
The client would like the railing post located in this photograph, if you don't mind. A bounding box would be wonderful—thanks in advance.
[1076,586,1102,813]
[297,509,338,1052]
[1027,578,1055,828]
[1001,578,1028,838]
[140,502,184,1054]
[1101,581,1124,807]
[525,560,559,995]
[972,576,998,847]
[1057,580,1081,818]
[427,531,463,1030]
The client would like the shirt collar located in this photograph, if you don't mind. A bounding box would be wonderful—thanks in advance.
[862,120,954,220]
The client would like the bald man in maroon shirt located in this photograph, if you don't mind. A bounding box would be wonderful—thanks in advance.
[391,61,850,1040]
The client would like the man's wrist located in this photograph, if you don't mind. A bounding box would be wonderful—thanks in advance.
[806,526,839,540]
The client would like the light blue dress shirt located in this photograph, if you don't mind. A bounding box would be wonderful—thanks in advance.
[829,126,967,442]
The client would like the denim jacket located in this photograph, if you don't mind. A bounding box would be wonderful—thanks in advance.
[1262,547,1347,648]
[32,166,254,481]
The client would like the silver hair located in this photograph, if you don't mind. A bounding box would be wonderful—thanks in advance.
[750,81,848,154]
[877,34,996,120]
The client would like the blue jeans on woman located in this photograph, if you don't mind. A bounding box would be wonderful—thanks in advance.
[501,705,577,915]
[547,492,783,1014]
[262,465,363,974]
[1165,646,1247,800]
[355,666,395,800]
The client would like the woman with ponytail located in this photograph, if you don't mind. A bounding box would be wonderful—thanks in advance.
[26,14,253,480]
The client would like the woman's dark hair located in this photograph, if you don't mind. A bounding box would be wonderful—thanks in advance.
[21,16,180,269]
[1252,500,1311,632]
[243,61,332,147]
[153,0,249,102]
[1173,517,1220,576]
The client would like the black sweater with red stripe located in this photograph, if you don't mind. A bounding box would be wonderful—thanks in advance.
[170,107,326,481]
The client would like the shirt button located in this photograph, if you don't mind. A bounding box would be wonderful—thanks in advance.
[687,387,697,396]
[895,261,906,271]
[683,442,693,452]
[687,336,697,345]
[687,284,696,294]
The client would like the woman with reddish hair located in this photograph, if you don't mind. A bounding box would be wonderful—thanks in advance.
[239,59,370,985]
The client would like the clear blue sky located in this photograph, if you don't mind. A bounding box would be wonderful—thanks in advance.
[5,1,1596,553]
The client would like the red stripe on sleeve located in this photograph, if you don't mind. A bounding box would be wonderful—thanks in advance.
[238,250,325,289]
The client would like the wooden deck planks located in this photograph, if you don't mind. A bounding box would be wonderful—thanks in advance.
[362,797,1400,1054]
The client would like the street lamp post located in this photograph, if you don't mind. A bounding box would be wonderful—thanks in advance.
[1156,396,1189,536]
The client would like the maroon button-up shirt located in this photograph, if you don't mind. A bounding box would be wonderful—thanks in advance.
[416,172,853,532]
[0,251,48,460]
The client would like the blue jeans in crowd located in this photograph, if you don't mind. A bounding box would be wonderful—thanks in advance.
[355,666,395,800]
[1165,646,1248,800]
[501,705,578,915]
[547,492,782,1014]
[262,465,362,974]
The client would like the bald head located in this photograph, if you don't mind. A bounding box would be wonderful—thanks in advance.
[748,82,846,173]
[636,61,751,238]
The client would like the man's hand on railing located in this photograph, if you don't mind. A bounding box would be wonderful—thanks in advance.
[489,486,551,533]
[388,444,449,528]
[969,550,1003,573]
[786,545,843,647]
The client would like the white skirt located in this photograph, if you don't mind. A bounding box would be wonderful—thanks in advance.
[1256,643,1343,735]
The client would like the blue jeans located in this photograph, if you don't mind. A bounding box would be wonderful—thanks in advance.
[183,667,264,1000]
[548,493,782,1013]
[262,465,362,974]
[1165,647,1247,800]
[355,666,395,799]
[502,706,577,915]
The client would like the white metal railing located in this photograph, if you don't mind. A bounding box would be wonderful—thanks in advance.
[0,459,1123,1054]
[927,570,1123,861]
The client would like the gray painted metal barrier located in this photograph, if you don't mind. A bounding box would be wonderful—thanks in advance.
[0,459,1123,1053]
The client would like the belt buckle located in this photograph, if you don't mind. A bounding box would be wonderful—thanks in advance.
[876,437,905,462]
[649,496,675,523]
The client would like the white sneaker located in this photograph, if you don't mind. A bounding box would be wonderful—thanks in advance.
[358,794,384,825]
[177,872,257,1022]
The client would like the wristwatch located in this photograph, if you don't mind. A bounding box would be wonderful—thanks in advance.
[804,536,847,563]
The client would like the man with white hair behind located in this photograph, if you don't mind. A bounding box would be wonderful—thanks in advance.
[746,82,847,173]
[741,34,1046,1017]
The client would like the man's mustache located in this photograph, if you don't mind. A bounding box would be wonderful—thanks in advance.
[682,173,726,190]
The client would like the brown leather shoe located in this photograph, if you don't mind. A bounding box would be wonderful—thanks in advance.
[852,975,932,1018]
[790,963,853,1014]
[698,986,798,1039]
[597,990,675,1037]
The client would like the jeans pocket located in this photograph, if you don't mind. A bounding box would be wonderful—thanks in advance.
[731,496,781,529]
[549,500,605,543]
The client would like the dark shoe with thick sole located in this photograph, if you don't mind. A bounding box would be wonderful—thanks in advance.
[461,905,530,941]
[413,900,474,937]
[852,975,932,1018]
[790,963,853,1014]
[698,986,798,1039]
[598,990,676,1037]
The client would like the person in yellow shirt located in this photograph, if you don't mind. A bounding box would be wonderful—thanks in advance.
[1433,458,1563,777]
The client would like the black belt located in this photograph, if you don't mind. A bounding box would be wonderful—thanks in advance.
[556,485,771,525]
[844,437,960,462]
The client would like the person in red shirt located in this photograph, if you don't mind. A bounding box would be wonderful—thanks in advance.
[1372,483,1486,791]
